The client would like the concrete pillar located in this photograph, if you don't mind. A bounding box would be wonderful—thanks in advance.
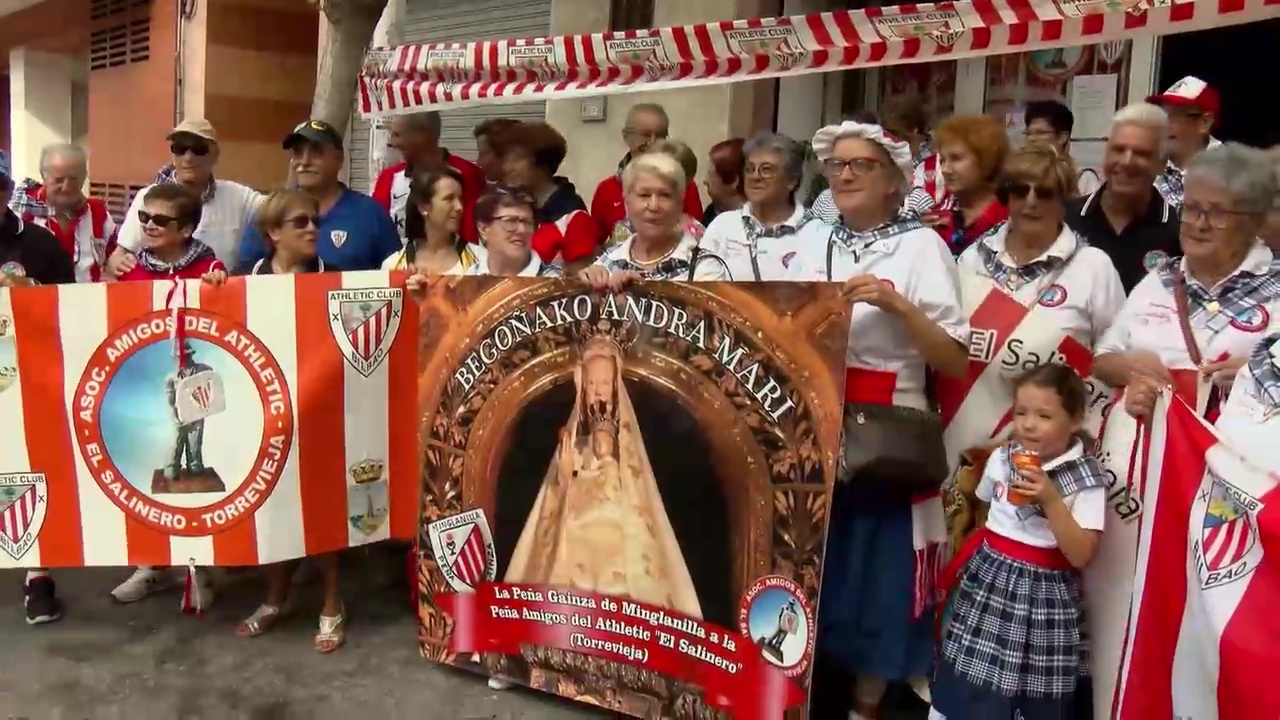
[8,47,74,182]
[776,0,829,143]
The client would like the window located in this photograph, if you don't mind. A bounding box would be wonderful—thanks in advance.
[89,182,147,223]
[90,0,148,20]
[609,0,655,32]
[90,0,151,70]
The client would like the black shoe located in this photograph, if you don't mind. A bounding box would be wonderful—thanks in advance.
[24,576,64,625]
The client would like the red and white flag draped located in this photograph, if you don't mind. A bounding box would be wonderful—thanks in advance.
[359,0,1280,116]
[1106,394,1280,719]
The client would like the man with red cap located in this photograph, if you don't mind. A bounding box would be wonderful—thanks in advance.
[1148,75,1222,208]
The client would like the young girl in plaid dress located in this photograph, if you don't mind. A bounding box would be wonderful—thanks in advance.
[931,364,1108,719]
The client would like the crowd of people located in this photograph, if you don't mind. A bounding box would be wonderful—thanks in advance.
[2,70,1279,718]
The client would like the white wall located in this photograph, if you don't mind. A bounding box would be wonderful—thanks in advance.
[8,47,75,181]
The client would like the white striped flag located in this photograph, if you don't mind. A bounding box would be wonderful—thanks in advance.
[1112,394,1280,718]
[0,272,420,568]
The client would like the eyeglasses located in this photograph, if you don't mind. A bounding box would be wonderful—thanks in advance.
[170,142,210,157]
[822,157,881,178]
[492,215,535,231]
[1005,182,1059,201]
[623,128,668,143]
[1181,201,1253,229]
[743,163,781,179]
[283,214,318,230]
[137,210,183,228]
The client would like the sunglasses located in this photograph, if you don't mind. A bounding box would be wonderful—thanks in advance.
[1005,182,1058,201]
[137,210,183,228]
[283,214,318,230]
[170,142,210,157]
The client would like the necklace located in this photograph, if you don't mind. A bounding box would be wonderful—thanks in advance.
[628,237,679,267]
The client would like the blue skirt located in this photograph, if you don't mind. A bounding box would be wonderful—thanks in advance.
[932,544,1085,719]
[816,480,934,679]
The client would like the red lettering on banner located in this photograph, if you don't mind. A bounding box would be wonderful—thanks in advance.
[437,583,806,719]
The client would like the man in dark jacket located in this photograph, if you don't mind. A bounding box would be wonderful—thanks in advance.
[0,149,73,626]
[0,150,74,288]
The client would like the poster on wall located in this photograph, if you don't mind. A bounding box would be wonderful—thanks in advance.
[413,278,851,719]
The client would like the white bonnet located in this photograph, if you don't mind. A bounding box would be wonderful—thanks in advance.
[810,121,914,183]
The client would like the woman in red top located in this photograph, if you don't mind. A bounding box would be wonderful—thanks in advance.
[119,184,225,281]
[929,115,1011,256]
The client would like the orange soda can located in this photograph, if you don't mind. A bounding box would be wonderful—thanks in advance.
[1009,449,1041,506]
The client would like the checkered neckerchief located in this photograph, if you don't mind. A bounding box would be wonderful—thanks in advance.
[1247,333,1280,410]
[1007,444,1109,522]
[829,214,925,260]
[741,206,813,248]
[153,165,216,204]
[1154,137,1222,208]
[1159,256,1280,335]
[7,179,46,219]
[973,226,1074,293]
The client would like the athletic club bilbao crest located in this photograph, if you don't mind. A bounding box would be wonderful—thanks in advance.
[1142,249,1169,272]
[870,9,965,48]
[603,33,675,81]
[1038,284,1069,308]
[425,48,469,93]
[1053,0,1166,17]
[0,473,47,561]
[328,288,404,378]
[724,25,808,69]
[426,508,496,593]
[1193,466,1264,590]
[507,43,560,84]
[1229,304,1270,334]
[330,230,348,249]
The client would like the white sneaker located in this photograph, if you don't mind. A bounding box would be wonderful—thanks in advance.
[110,567,175,603]
[487,677,513,691]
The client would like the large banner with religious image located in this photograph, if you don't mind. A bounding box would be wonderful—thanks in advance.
[0,273,420,568]
[413,277,850,719]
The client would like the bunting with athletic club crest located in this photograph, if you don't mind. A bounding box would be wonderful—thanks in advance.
[0,272,419,569]
[358,0,1280,115]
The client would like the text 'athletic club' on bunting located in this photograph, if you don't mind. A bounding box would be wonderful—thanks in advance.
[0,273,420,569]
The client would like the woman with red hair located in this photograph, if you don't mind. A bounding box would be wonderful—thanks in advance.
[702,138,746,226]
[931,115,1011,256]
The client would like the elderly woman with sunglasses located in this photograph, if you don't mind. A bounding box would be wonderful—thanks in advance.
[702,133,825,281]
[786,121,968,719]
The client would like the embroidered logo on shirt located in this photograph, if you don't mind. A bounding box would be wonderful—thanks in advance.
[1229,304,1270,334]
[330,230,348,249]
[1038,284,1068,308]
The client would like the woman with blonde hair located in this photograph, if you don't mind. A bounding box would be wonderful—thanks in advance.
[603,139,707,251]
[579,152,729,289]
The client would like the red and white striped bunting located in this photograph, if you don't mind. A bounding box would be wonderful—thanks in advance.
[359,0,1280,116]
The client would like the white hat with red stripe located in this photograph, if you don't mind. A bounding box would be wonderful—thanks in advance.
[1147,76,1221,118]
[811,122,914,183]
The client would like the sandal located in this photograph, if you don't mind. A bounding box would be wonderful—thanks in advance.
[236,601,293,638]
[314,606,346,653]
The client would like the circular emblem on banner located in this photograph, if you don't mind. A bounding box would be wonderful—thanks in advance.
[1027,46,1089,82]
[781,251,797,268]
[1142,250,1170,272]
[737,575,813,678]
[1229,304,1270,333]
[71,310,295,536]
[1038,284,1068,308]
[0,261,26,278]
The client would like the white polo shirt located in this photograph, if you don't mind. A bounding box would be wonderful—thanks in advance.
[702,203,824,281]
[785,219,968,410]
[116,179,263,270]
[1097,242,1280,371]
[978,442,1108,548]
[595,228,730,282]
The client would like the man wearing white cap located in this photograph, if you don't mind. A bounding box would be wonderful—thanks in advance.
[105,119,263,277]
[1148,75,1222,208]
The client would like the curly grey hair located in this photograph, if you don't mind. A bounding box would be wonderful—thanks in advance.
[1186,142,1278,216]
[742,132,806,188]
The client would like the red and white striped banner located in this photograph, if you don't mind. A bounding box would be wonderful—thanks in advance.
[0,273,420,569]
[359,0,1280,116]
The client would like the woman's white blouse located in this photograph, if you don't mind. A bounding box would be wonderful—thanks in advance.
[702,204,824,281]
[1097,242,1280,370]
[956,222,1125,372]
[595,228,730,281]
[785,221,968,410]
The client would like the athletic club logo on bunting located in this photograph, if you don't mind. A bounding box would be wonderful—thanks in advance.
[0,274,419,569]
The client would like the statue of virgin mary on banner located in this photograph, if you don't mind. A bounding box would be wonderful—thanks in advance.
[503,333,703,619]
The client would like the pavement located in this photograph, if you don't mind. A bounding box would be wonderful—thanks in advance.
[0,555,609,720]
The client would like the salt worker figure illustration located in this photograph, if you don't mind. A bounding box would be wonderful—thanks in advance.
[153,339,226,494]
[503,332,702,619]
[760,599,799,663]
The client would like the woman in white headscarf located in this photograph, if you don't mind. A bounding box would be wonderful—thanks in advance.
[787,122,969,719]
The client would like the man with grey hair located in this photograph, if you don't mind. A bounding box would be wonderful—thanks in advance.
[1067,102,1181,293]
[371,110,485,243]
[7,143,117,282]
[589,102,704,245]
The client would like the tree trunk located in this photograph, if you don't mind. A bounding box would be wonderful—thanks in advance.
[312,0,388,132]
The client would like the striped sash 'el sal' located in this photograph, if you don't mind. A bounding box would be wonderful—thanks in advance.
[0,272,419,569]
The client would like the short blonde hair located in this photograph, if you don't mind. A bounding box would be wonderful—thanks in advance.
[1001,144,1076,200]
[255,189,319,237]
[644,139,698,183]
[622,152,686,194]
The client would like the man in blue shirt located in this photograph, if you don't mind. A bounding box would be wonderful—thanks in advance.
[237,120,400,271]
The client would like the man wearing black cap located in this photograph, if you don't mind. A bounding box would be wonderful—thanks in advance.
[236,119,400,272]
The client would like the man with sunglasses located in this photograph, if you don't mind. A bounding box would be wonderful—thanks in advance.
[237,120,399,272]
[589,103,704,246]
[106,119,262,279]
[1148,76,1223,209]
